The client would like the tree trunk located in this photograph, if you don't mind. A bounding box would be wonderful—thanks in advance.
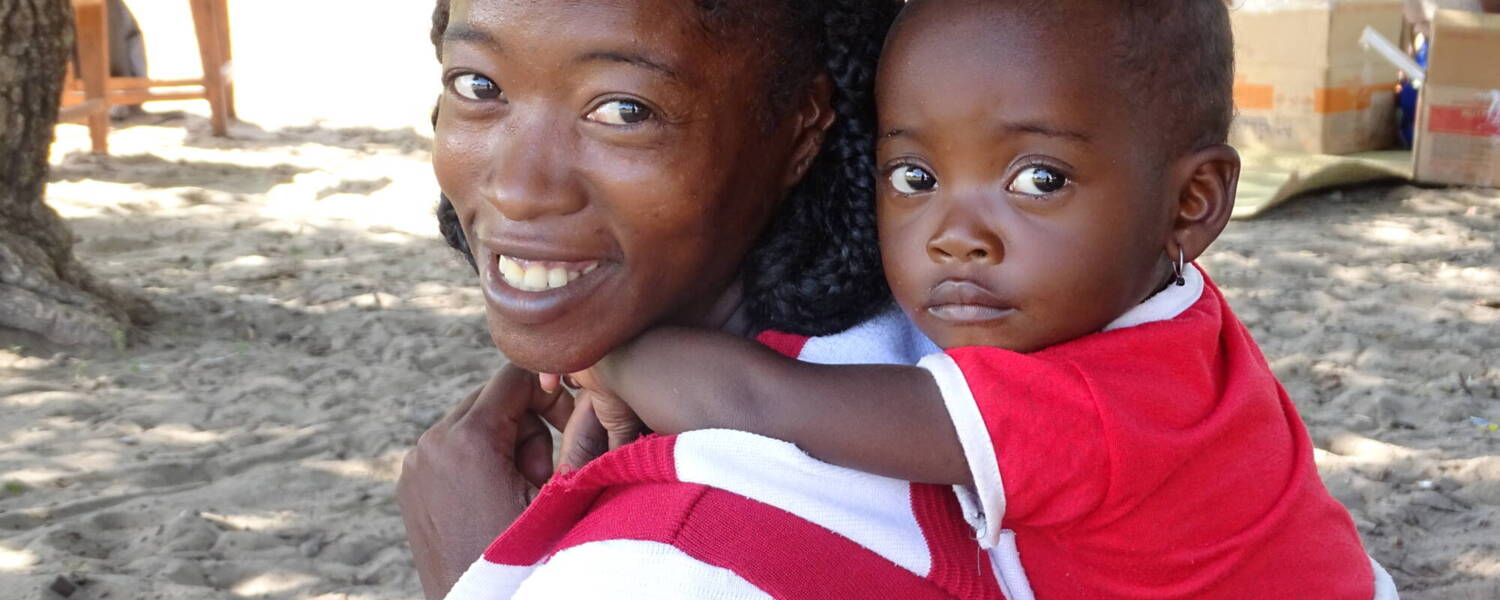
[0,0,155,347]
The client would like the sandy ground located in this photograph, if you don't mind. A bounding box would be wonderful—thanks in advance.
[2,2,1499,599]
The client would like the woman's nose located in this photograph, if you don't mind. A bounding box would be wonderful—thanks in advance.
[926,205,1003,265]
[485,114,587,221]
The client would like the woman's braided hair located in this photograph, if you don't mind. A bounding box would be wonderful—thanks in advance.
[431,0,901,337]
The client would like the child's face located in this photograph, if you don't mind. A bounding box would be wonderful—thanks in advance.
[876,2,1177,353]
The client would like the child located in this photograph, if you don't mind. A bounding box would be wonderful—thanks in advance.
[565,0,1396,598]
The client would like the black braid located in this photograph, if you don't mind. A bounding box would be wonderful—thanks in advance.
[739,0,900,336]
[429,0,901,336]
[432,1,474,271]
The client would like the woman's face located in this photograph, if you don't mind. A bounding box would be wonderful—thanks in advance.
[435,0,810,372]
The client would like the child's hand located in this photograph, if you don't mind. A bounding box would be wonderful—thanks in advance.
[554,368,648,473]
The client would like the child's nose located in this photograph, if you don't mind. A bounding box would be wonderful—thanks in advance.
[926,216,1002,265]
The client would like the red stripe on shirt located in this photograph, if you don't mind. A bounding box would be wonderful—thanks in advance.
[482,434,679,566]
[911,483,1005,599]
[552,481,961,600]
[756,330,811,359]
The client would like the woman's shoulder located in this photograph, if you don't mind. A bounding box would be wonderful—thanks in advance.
[760,304,940,367]
[463,430,973,599]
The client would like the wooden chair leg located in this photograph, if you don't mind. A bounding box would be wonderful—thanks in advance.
[190,0,230,136]
[74,1,111,154]
[215,0,236,119]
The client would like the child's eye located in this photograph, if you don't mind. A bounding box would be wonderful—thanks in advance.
[1007,166,1069,196]
[451,73,501,101]
[888,165,937,194]
[586,99,654,125]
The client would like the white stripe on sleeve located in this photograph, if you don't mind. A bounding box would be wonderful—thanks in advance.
[918,352,1005,549]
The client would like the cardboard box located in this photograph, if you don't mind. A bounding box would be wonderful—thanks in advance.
[1230,1,1406,155]
[1413,9,1500,187]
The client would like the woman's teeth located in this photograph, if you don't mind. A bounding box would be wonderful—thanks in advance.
[497,255,597,292]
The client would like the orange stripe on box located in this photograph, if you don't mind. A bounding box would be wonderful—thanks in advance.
[1234,82,1275,111]
[1314,84,1394,114]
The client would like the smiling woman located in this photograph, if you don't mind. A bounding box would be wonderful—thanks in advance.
[430,0,895,376]
[398,1,925,598]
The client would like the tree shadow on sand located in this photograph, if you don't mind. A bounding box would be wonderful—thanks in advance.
[49,152,311,195]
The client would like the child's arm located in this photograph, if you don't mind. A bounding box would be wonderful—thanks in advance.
[589,326,972,486]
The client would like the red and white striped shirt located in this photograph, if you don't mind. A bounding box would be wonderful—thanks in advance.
[445,309,1019,600]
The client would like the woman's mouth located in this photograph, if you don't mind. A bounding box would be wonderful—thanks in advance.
[478,245,611,326]
[495,255,600,292]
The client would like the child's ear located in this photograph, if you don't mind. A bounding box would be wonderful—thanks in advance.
[782,72,836,188]
[1168,144,1239,263]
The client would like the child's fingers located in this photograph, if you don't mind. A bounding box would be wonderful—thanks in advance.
[606,421,646,451]
[566,368,602,391]
[590,390,647,450]
[558,395,609,472]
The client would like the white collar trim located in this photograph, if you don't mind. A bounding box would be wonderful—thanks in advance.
[1101,263,1205,333]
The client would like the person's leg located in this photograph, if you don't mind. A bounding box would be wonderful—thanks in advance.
[106,0,147,117]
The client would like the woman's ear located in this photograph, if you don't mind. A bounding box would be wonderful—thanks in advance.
[782,72,837,188]
[1168,143,1240,262]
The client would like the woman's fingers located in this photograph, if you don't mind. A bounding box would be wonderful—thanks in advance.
[558,394,609,471]
[456,364,542,431]
[400,364,540,599]
[528,381,575,434]
[436,383,485,428]
[515,412,554,488]
[538,372,561,394]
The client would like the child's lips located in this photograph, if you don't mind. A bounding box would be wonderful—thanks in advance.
[925,280,1014,323]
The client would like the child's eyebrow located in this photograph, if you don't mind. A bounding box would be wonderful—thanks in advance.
[444,25,501,49]
[880,122,1093,145]
[997,120,1093,144]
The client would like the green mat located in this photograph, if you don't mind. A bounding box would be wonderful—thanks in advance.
[1234,149,1414,219]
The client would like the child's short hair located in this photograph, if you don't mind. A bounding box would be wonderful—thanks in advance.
[898,0,1233,156]
[1111,0,1235,156]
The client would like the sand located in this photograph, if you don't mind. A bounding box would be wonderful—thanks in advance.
[2,3,1498,599]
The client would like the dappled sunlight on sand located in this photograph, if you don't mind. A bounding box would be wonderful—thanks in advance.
[0,545,40,571]
[1204,183,1500,598]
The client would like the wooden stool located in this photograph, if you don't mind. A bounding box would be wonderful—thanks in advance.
[58,0,235,154]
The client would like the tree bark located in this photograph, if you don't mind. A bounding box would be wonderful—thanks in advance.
[0,0,155,347]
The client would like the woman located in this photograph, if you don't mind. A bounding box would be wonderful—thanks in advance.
[397,1,1001,598]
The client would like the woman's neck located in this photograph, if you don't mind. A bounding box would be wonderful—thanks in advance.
[669,280,751,337]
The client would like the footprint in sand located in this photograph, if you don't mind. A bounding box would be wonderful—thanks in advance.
[127,511,224,555]
[38,526,116,560]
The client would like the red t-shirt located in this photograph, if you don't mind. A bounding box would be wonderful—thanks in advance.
[921,268,1375,599]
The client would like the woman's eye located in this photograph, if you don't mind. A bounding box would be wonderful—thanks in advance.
[452,74,501,101]
[586,99,653,125]
[1008,166,1068,196]
[888,165,937,194]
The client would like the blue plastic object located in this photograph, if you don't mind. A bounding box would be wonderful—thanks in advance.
[1396,39,1430,148]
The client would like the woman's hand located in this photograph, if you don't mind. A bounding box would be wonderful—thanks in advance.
[397,364,573,600]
